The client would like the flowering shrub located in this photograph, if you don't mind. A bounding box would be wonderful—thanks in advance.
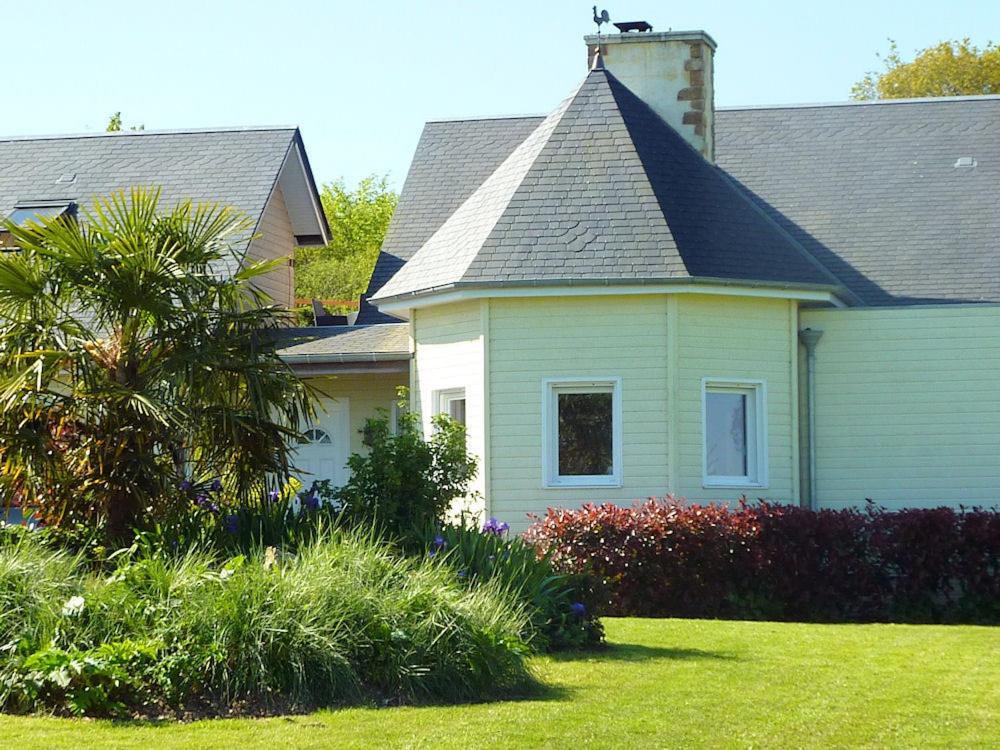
[422,519,604,651]
[525,498,1000,623]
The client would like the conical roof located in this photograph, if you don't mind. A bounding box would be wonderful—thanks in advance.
[373,68,838,302]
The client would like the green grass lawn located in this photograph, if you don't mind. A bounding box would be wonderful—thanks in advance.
[1,618,997,749]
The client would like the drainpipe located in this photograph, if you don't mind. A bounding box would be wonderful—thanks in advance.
[798,328,824,510]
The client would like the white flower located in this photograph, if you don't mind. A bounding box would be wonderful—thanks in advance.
[219,568,234,581]
[62,595,85,617]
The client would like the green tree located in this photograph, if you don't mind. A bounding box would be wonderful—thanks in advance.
[294,175,397,308]
[337,389,477,544]
[853,38,1000,100]
[106,112,144,132]
[0,188,314,538]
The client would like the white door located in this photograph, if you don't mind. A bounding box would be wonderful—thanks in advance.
[295,398,350,490]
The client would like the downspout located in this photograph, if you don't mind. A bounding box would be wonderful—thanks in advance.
[798,328,823,510]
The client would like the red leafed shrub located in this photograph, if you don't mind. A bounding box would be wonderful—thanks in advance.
[524,498,1000,623]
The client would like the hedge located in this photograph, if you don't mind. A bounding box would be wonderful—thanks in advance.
[523,499,1000,623]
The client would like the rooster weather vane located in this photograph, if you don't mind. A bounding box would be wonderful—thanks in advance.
[592,6,610,33]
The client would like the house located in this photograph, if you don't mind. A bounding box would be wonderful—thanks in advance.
[289,28,1000,531]
[0,126,330,311]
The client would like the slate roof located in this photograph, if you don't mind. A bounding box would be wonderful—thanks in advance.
[274,323,410,362]
[372,68,837,304]
[0,127,313,254]
[359,116,544,323]
[715,98,1000,305]
[367,86,1000,308]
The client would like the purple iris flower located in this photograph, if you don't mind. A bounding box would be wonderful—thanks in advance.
[432,534,447,550]
[268,489,280,503]
[482,517,510,536]
[210,479,223,493]
[306,493,321,511]
[570,602,587,618]
[179,480,192,492]
[224,514,238,534]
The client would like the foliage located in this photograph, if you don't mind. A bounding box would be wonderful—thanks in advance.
[0,188,315,539]
[421,519,603,652]
[105,112,144,132]
[337,391,478,544]
[0,531,533,717]
[294,175,397,304]
[525,498,1000,623]
[852,38,1000,100]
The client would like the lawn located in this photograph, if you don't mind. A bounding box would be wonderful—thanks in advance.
[1,617,997,749]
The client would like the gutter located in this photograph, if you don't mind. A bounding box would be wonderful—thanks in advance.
[279,352,410,366]
[372,275,851,310]
[798,328,824,510]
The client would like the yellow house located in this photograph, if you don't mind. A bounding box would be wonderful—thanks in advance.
[284,29,1000,531]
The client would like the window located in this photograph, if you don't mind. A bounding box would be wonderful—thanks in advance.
[299,427,332,445]
[543,378,622,488]
[702,379,767,488]
[1,202,75,251]
[436,388,466,426]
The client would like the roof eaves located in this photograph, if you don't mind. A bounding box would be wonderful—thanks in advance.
[718,94,1000,112]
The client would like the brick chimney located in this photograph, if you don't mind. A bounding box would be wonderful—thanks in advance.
[585,30,717,160]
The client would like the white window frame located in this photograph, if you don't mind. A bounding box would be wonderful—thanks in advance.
[701,378,768,489]
[542,377,623,489]
[435,388,467,425]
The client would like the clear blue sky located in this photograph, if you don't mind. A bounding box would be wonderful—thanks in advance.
[6,0,999,189]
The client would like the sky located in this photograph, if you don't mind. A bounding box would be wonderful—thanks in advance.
[4,0,999,189]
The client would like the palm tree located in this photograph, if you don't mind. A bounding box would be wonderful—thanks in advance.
[0,187,314,539]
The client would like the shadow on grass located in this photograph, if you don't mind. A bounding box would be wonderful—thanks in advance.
[548,642,737,664]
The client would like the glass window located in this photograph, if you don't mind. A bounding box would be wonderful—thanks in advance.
[6,204,71,226]
[544,379,621,487]
[436,389,466,426]
[703,380,767,487]
[558,391,613,476]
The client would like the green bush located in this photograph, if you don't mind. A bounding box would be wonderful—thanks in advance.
[0,532,534,717]
[338,393,477,545]
[422,519,604,651]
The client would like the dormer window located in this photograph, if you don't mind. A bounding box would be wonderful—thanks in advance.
[0,201,75,250]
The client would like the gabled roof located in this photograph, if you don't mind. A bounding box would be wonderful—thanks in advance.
[371,69,840,306]
[369,93,1000,309]
[0,127,329,248]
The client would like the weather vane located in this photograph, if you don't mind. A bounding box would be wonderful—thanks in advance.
[592,6,610,34]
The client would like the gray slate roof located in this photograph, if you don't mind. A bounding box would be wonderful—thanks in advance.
[359,116,543,323]
[715,98,1000,305]
[0,127,307,253]
[274,323,409,361]
[372,69,836,304]
[368,87,1000,308]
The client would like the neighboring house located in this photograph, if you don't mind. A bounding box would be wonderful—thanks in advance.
[0,126,329,310]
[291,28,1000,531]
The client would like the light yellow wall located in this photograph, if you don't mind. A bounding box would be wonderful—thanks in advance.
[801,305,1000,511]
[306,373,407,455]
[246,185,295,309]
[411,301,487,518]
[488,295,670,532]
[485,293,799,532]
[674,295,799,504]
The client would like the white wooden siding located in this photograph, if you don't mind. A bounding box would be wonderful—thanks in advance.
[412,301,487,518]
[801,305,1000,511]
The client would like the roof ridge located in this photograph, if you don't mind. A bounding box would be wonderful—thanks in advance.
[0,125,299,144]
[719,94,1000,112]
[424,113,547,125]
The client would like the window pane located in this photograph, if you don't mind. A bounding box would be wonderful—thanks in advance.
[706,391,747,477]
[558,391,613,476]
[448,398,466,426]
